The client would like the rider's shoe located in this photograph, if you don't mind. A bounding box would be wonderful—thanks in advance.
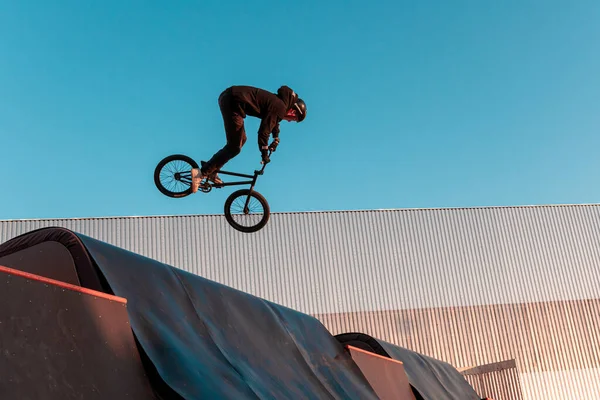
[190,168,206,193]
[208,172,223,185]
[200,161,223,185]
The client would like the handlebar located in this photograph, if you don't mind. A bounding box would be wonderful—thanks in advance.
[256,150,273,174]
[260,150,273,165]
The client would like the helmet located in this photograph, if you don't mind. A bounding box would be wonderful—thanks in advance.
[292,98,307,122]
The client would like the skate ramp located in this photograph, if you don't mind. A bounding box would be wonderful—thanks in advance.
[0,227,378,399]
[336,333,480,400]
[346,345,417,400]
[0,228,105,289]
[0,227,481,399]
[0,264,158,400]
[79,232,378,399]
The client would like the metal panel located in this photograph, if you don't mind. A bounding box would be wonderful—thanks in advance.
[461,360,525,400]
[2,204,600,399]
[3,206,600,313]
[315,298,600,398]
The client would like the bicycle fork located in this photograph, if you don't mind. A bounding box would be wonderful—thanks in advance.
[242,164,266,214]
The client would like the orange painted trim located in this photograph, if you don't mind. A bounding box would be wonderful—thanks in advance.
[346,345,405,366]
[0,264,127,304]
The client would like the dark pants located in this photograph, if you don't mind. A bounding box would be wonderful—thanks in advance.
[201,89,247,175]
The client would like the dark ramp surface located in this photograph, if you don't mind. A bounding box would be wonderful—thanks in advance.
[0,241,80,285]
[0,228,378,399]
[336,333,480,400]
[0,227,107,291]
[0,265,157,400]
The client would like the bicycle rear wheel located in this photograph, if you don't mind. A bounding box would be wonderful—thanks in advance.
[154,154,199,198]
[224,189,270,233]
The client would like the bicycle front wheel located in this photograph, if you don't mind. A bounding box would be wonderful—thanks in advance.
[224,189,270,233]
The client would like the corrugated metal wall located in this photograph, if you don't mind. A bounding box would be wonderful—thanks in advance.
[2,204,600,399]
[461,360,525,400]
[315,299,600,398]
[315,299,600,374]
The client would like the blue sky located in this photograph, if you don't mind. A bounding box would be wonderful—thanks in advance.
[1,1,599,220]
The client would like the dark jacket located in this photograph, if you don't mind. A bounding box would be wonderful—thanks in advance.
[227,85,297,149]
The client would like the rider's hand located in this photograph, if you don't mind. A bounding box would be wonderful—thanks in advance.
[268,138,280,152]
[261,149,271,164]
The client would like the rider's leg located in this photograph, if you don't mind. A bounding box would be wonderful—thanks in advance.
[191,101,246,192]
[203,117,246,175]
[203,92,247,177]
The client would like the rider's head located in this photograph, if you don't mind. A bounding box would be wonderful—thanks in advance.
[283,100,306,122]
[291,98,307,122]
[277,86,307,122]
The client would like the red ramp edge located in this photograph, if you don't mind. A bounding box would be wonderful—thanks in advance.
[0,264,126,303]
[347,345,417,400]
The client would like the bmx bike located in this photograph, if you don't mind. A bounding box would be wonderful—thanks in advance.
[153,153,272,233]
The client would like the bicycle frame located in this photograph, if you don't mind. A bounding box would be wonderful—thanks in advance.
[155,152,273,232]
[201,154,270,192]
[208,167,262,190]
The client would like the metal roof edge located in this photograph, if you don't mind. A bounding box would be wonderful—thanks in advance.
[1,202,600,223]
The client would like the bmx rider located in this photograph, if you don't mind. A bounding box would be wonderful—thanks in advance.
[191,85,307,193]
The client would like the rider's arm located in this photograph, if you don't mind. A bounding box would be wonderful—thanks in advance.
[257,114,280,151]
[271,123,280,139]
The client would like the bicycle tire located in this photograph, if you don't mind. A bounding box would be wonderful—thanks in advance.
[154,154,199,198]
[224,189,270,233]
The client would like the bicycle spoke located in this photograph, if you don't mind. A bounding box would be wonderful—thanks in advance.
[228,194,265,228]
[156,158,194,196]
